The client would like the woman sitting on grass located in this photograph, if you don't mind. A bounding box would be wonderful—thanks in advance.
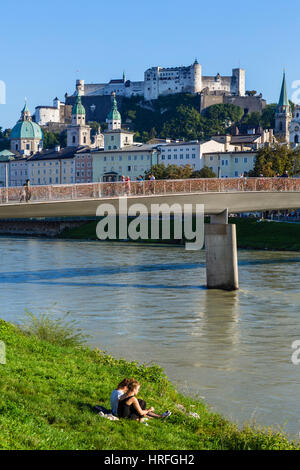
[117,379,171,422]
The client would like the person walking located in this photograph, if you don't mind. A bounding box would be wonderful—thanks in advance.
[125,176,131,195]
[25,179,31,202]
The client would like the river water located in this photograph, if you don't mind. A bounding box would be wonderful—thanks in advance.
[1,236,300,437]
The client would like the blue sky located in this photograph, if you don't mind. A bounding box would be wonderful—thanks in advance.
[0,0,298,128]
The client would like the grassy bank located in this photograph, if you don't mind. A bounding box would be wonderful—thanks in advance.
[59,218,300,251]
[0,317,298,450]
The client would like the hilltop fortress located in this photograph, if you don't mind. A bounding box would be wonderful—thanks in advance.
[35,61,265,127]
[74,60,245,100]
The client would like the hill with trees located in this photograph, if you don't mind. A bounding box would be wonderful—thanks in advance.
[121,94,278,142]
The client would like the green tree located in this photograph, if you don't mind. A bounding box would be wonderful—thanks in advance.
[260,104,276,129]
[249,144,300,177]
[145,163,193,180]
[192,166,216,178]
[87,121,100,136]
[204,103,244,123]
[0,127,11,151]
[243,111,261,128]
[43,131,60,149]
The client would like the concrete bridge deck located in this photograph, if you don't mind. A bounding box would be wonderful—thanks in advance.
[0,178,299,219]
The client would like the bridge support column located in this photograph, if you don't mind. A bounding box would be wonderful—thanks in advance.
[205,209,239,291]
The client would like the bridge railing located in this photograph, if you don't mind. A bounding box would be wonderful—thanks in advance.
[0,177,300,204]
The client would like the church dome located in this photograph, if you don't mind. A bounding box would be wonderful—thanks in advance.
[10,120,43,140]
[72,94,86,115]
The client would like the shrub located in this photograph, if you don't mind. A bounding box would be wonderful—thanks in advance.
[17,310,88,347]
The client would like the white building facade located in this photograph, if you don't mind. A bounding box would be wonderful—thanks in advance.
[203,150,257,177]
[157,139,237,170]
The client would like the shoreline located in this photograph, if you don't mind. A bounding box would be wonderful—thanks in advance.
[1,217,300,252]
[0,316,298,450]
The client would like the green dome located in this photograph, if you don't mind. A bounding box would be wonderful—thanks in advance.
[107,95,121,121]
[72,94,86,115]
[10,120,43,140]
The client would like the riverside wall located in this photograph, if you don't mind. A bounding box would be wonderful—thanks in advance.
[0,219,88,237]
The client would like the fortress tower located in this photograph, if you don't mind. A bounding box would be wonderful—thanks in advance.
[192,59,202,93]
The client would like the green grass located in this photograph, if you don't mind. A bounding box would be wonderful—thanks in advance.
[59,218,300,252]
[230,218,300,251]
[0,317,298,450]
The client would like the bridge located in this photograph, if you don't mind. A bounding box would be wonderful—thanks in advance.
[1,177,299,291]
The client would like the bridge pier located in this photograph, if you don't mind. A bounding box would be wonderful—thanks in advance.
[205,209,239,291]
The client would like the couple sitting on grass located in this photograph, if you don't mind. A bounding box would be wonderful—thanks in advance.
[110,378,171,424]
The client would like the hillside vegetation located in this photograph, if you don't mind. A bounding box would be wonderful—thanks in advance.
[121,94,276,143]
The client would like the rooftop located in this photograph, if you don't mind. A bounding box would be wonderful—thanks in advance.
[28,146,90,161]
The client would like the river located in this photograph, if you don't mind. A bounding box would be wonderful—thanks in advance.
[1,236,300,437]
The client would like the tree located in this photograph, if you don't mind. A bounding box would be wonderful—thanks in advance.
[87,121,100,136]
[204,103,244,123]
[260,104,276,129]
[242,111,261,128]
[144,163,166,180]
[245,90,257,96]
[161,105,202,141]
[145,163,193,180]
[43,131,60,149]
[43,130,67,149]
[249,144,300,177]
[192,166,216,178]
[0,127,11,151]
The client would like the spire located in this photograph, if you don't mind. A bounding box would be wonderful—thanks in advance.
[22,97,29,113]
[278,71,289,108]
[107,93,121,120]
[20,98,31,121]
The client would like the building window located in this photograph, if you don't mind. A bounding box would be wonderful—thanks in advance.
[72,136,76,143]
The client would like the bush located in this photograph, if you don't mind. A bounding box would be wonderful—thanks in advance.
[17,310,88,347]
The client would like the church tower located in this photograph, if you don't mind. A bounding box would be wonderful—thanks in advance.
[104,93,133,150]
[107,92,121,130]
[274,72,292,143]
[67,93,91,147]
